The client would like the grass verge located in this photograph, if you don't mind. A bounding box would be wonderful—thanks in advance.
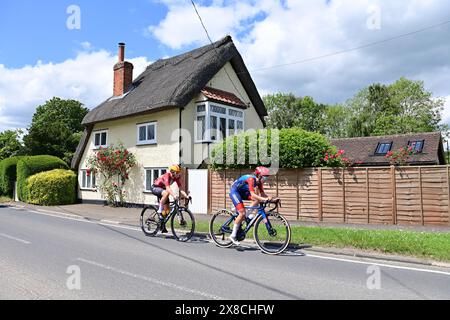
[195,220,450,262]
[0,196,12,203]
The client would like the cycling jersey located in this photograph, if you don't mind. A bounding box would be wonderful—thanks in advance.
[153,172,182,189]
[229,174,265,211]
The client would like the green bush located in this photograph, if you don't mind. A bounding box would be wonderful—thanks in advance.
[0,156,23,197]
[26,169,76,206]
[17,155,68,202]
[211,128,337,169]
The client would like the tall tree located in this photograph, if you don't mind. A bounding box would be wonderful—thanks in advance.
[23,97,89,164]
[346,77,446,137]
[264,93,327,132]
[0,129,24,160]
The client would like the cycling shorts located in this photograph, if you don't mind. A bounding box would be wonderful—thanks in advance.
[229,188,252,211]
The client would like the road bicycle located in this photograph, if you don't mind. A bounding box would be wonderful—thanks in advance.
[209,199,291,255]
[140,196,195,242]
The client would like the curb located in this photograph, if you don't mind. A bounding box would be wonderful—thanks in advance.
[5,203,450,269]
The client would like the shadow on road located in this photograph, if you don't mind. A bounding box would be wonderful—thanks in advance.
[98,223,305,300]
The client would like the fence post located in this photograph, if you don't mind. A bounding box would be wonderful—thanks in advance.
[418,167,424,226]
[366,168,370,224]
[318,168,323,222]
[296,169,300,221]
[447,166,450,227]
[342,168,346,223]
[391,166,397,225]
[224,169,227,209]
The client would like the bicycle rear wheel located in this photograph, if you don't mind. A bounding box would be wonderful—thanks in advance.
[140,206,160,236]
[209,209,234,248]
[254,212,291,255]
[171,208,195,242]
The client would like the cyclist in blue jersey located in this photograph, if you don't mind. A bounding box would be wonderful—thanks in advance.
[229,166,273,245]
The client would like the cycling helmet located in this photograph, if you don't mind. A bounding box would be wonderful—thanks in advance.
[255,166,270,177]
[169,164,181,173]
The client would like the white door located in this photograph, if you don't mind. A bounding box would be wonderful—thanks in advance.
[188,169,208,214]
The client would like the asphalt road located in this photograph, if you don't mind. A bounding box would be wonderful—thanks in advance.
[1,205,449,300]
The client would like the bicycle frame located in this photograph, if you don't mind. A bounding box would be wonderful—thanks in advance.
[222,201,276,236]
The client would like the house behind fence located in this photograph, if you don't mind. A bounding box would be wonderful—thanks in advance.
[209,166,450,227]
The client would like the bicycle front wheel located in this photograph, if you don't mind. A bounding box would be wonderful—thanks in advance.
[140,206,160,236]
[254,212,291,255]
[171,208,195,242]
[209,209,234,248]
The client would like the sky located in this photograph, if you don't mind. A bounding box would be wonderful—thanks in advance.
[0,0,449,132]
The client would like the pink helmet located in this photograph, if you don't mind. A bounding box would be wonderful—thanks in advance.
[255,166,270,177]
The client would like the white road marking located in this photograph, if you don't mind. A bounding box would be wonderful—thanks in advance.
[0,232,31,244]
[5,205,450,276]
[100,220,120,225]
[305,253,450,276]
[76,258,224,300]
[13,208,141,232]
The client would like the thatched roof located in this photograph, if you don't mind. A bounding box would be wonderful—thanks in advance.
[72,36,267,169]
[331,132,445,166]
[82,35,266,126]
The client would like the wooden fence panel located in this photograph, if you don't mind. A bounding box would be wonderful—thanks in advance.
[421,167,449,225]
[395,167,422,225]
[277,169,298,220]
[298,168,319,221]
[321,169,345,222]
[344,168,370,224]
[367,168,393,224]
[208,166,450,227]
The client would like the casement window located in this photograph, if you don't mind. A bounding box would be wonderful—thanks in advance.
[93,130,108,149]
[195,102,245,142]
[137,122,157,145]
[144,168,167,192]
[80,170,96,190]
[375,142,392,155]
[408,140,425,153]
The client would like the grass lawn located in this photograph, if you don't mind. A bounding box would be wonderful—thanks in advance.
[196,220,450,262]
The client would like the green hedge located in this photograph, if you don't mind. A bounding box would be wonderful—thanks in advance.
[211,128,337,169]
[0,156,23,197]
[17,155,68,202]
[26,169,76,206]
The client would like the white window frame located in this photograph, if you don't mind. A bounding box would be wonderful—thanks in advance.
[80,169,96,190]
[144,167,167,192]
[93,130,108,149]
[195,101,245,143]
[137,122,158,145]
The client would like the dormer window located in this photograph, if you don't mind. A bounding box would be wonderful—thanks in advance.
[375,142,392,155]
[408,140,424,153]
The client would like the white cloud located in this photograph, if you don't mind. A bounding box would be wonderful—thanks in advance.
[0,50,150,132]
[443,96,450,124]
[150,0,450,126]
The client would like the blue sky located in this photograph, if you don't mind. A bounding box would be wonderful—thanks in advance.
[0,0,449,132]
[0,0,175,68]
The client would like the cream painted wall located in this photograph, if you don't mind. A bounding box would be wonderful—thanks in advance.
[78,62,265,203]
[78,109,180,204]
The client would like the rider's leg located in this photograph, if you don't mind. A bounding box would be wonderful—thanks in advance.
[158,190,169,214]
[230,203,245,243]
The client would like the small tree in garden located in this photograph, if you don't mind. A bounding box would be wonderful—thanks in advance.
[86,143,137,206]
[385,146,414,166]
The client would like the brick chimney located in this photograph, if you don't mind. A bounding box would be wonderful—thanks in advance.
[113,43,134,96]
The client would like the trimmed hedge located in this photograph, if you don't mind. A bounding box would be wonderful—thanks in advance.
[17,155,68,202]
[211,128,337,169]
[0,156,23,197]
[26,169,76,206]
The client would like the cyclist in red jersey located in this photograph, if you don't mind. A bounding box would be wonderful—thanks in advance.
[150,165,189,228]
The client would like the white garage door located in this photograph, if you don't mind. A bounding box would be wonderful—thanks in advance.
[188,169,208,214]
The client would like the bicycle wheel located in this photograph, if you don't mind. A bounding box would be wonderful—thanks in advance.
[254,212,291,255]
[140,206,160,236]
[171,208,195,242]
[209,209,234,248]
